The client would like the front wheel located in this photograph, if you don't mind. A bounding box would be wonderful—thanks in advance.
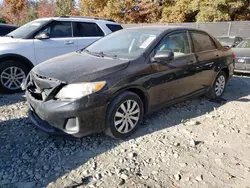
[208,71,227,99]
[0,60,29,94]
[105,91,144,139]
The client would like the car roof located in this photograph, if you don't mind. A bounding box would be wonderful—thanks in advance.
[35,16,120,25]
[126,25,207,33]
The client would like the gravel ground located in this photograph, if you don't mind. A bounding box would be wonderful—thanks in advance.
[1,75,250,188]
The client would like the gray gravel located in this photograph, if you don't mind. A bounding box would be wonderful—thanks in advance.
[1,76,250,188]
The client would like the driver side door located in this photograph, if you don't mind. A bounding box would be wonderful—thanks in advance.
[34,21,78,65]
[148,31,199,109]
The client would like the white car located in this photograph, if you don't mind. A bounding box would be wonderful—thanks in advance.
[0,16,122,93]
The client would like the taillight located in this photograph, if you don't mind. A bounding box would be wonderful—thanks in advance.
[232,53,236,59]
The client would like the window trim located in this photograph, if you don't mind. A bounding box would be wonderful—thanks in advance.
[73,21,105,37]
[32,21,73,39]
[189,31,218,53]
[152,30,193,58]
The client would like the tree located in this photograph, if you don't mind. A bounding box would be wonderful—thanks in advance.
[102,0,163,23]
[161,0,198,23]
[38,0,56,18]
[0,16,5,23]
[195,0,250,22]
[1,0,28,24]
[102,0,136,23]
[26,1,38,23]
[55,0,74,16]
[79,0,108,17]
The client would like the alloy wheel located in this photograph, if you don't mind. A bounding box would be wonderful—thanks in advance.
[215,75,226,96]
[0,66,26,90]
[114,100,140,134]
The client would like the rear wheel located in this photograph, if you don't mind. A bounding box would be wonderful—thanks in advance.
[0,60,29,94]
[208,71,227,99]
[105,92,144,139]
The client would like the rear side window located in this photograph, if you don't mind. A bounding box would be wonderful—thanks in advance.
[75,22,104,37]
[106,24,123,32]
[190,32,216,52]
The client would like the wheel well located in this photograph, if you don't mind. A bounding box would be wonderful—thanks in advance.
[0,55,34,71]
[221,67,229,80]
[127,88,149,115]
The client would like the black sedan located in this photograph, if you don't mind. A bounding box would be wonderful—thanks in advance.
[25,26,235,139]
[233,39,250,73]
[0,23,18,36]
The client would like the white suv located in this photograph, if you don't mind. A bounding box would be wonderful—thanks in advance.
[0,16,122,93]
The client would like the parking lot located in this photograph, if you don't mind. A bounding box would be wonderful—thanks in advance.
[0,75,250,188]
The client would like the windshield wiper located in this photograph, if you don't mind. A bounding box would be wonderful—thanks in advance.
[94,51,118,59]
[84,50,118,59]
[5,35,14,38]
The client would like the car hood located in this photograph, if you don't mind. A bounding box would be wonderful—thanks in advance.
[32,52,130,83]
[232,48,250,57]
[0,37,20,44]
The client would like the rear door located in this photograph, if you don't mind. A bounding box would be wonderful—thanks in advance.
[189,31,221,91]
[34,21,78,64]
[73,22,105,50]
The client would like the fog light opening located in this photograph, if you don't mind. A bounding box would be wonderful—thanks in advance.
[65,118,79,133]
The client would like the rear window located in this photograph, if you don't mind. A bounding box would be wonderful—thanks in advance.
[106,24,123,32]
[75,22,104,37]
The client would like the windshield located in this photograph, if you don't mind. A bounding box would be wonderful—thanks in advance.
[217,37,235,45]
[235,40,250,48]
[85,29,163,59]
[6,19,49,39]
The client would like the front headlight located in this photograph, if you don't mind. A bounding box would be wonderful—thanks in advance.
[56,81,106,99]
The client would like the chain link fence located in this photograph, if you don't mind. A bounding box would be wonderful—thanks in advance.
[123,21,250,38]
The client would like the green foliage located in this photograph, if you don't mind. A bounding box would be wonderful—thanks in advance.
[55,0,74,16]
[0,17,6,23]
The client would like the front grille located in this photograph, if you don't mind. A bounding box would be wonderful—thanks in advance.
[27,72,63,101]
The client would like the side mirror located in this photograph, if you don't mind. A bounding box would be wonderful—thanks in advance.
[152,50,174,63]
[35,32,50,40]
[223,45,230,49]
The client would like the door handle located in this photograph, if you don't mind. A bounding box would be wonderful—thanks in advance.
[64,41,74,45]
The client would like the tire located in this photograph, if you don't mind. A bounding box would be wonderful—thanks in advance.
[0,60,29,94]
[208,71,227,99]
[105,91,144,139]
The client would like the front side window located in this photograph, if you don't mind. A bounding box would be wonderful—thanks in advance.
[191,32,216,52]
[38,21,72,38]
[85,29,163,59]
[156,32,191,57]
[75,22,104,37]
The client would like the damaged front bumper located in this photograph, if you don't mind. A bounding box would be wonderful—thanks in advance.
[26,91,109,137]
